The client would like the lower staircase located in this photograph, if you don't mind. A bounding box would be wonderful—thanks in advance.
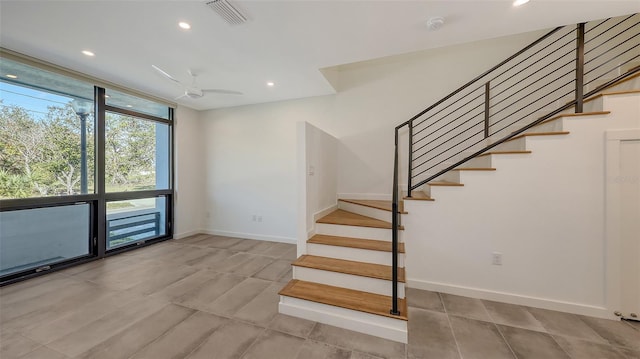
[278,200,409,343]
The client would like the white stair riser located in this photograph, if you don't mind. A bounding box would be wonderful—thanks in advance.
[279,297,408,343]
[338,201,391,222]
[584,97,604,112]
[315,223,399,242]
[491,137,527,152]
[306,243,405,267]
[525,118,564,134]
[435,171,460,183]
[292,266,405,298]
[460,155,492,169]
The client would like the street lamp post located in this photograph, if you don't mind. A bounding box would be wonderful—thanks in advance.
[71,100,93,195]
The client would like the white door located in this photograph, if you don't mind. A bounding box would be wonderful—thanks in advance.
[619,139,640,319]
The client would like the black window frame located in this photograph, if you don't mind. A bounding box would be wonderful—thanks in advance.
[0,65,175,286]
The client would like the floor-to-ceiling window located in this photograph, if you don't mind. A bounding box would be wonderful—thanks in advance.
[0,53,174,284]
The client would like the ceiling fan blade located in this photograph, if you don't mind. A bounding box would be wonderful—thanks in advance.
[152,65,181,83]
[202,89,243,95]
[174,93,189,100]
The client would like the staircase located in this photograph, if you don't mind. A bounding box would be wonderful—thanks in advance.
[279,200,409,343]
[280,13,639,343]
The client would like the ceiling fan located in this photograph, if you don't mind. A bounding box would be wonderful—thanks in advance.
[152,65,243,100]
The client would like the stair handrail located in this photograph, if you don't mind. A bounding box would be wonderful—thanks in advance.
[390,13,640,315]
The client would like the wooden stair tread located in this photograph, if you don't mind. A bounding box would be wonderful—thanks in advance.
[339,199,406,214]
[279,280,408,320]
[293,255,405,282]
[477,150,532,157]
[308,234,405,253]
[452,168,496,171]
[317,209,403,230]
[536,111,610,127]
[508,131,570,141]
[403,190,434,201]
[585,90,640,104]
[427,181,464,187]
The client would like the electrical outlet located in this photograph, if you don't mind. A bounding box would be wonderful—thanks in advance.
[252,215,257,222]
[257,216,262,222]
[492,252,503,266]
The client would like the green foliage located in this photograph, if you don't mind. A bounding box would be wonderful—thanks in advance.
[0,169,32,198]
[0,99,157,199]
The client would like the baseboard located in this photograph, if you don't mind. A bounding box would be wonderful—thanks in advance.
[173,229,202,240]
[313,204,338,222]
[337,193,391,201]
[203,229,296,244]
[407,278,614,320]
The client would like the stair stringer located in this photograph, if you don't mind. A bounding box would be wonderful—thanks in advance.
[402,92,640,320]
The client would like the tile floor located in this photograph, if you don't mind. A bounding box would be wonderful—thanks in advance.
[0,235,638,359]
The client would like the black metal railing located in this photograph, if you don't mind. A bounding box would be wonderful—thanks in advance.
[389,13,639,315]
[107,211,161,248]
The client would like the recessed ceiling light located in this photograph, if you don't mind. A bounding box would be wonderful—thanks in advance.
[178,22,191,30]
[126,104,133,108]
[266,81,275,87]
[513,0,530,6]
[6,74,18,79]
[82,50,95,57]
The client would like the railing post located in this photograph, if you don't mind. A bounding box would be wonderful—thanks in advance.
[484,81,490,138]
[575,23,585,113]
[406,121,413,197]
[391,129,400,316]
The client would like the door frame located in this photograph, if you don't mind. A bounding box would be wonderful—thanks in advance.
[605,128,640,319]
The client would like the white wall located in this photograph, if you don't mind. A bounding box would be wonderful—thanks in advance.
[404,91,640,319]
[198,30,545,240]
[174,105,204,238]
[297,122,339,255]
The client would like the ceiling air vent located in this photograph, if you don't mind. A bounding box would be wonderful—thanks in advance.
[206,0,248,25]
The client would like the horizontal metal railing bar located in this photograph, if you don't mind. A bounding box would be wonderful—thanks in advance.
[108,218,158,232]
[584,14,635,45]
[583,66,640,98]
[411,66,640,190]
[490,89,574,135]
[489,82,574,131]
[585,56,640,86]
[584,43,640,76]
[489,57,574,111]
[412,108,484,158]
[411,104,572,187]
[412,119,484,171]
[491,39,575,93]
[412,92,484,139]
[412,99,484,147]
[412,84,485,132]
[414,74,572,171]
[585,18,610,35]
[412,128,485,178]
[490,46,574,99]
[584,20,639,57]
[109,228,157,242]
[489,69,574,120]
[395,26,564,130]
[584,29,640,66]
[489,29,575,87]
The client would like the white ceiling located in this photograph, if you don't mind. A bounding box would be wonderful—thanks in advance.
[1,0,639,110]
